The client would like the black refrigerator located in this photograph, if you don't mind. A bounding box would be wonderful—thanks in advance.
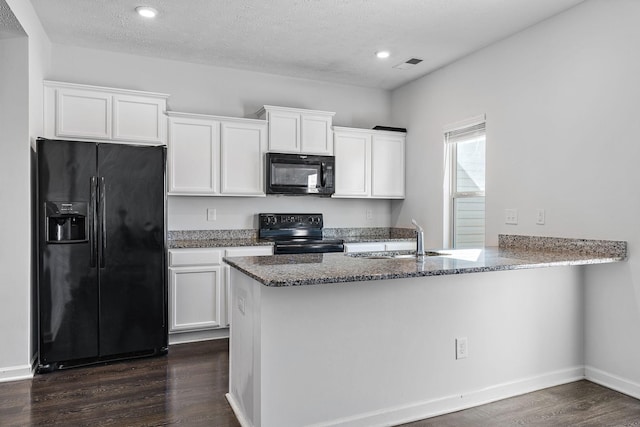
[36,138,167,372]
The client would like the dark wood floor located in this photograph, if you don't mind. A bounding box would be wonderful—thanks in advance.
[401,380,640,427]
[1,340,639,426]
[0,340,239,426]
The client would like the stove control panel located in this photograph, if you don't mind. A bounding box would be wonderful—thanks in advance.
[258,213,325,241]
[259,213,323,228]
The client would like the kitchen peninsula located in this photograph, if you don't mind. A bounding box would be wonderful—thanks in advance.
[224,235,626,427]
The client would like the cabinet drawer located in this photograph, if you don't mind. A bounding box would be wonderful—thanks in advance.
[343,242,385,253]
[384,241,415,251]
[225,246,273,257]
[169,248,223,266]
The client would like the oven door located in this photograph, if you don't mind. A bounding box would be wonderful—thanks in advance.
[266,153,335,195]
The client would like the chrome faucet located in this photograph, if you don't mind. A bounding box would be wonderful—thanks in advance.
[411,219,424,257]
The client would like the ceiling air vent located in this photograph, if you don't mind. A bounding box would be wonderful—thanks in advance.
[393,58,423,70]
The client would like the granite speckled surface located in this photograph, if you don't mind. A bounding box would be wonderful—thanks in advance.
[223,235,627,287]
[499,234,627,256]
[168,237,272,249]
[324,227,415,242]
[167,227,415,248]
[168,229,270,249]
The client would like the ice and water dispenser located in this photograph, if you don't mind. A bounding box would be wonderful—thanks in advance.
[45,201,88,243]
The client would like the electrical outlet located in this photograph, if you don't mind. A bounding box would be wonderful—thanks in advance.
[456,337,468,360]
[237,296,245,315]
[207,208,217,221]
[505,209,518,225]
[365,209,373,221]
[536,209,545,225]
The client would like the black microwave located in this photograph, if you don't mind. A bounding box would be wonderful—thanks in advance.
[266,152,335,196]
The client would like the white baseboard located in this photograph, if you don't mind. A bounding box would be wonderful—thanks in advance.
[0,364,34,383]
[168,328,229,345]
[313,366,585,427]
[585,365,640,400]
[226,393,252,427]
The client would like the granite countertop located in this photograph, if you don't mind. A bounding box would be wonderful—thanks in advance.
[168,238,272,249]
[223,235,627,287]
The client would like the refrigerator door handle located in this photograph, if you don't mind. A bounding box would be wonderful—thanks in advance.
[90,176,98,267]
[99,176,107,268]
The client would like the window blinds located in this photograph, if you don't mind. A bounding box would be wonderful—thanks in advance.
[445,122,486,144]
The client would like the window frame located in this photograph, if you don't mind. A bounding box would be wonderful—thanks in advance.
[443,115,486,249]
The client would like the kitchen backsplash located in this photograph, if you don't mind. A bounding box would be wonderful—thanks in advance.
[167,227,415,242]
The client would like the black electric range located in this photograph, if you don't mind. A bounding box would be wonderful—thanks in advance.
[258,213,344,254]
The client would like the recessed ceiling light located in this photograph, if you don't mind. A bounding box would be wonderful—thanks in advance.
[376,51,390,59]
[136,6,158,18]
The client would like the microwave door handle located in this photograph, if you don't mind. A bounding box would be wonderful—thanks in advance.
[320,163,327,188]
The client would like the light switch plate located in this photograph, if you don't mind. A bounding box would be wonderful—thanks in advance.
[456,337,468,359]
[365,209,373,221]
[505,209,518,225]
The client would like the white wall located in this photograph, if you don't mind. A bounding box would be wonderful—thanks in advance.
[169,196,392,230]
[1,0,50,381]
[391,0,640,397]
[0,34,30,380]
[48,44,394,230]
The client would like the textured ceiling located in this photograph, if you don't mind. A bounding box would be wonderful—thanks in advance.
[30,0,584,89]
[0,0,25,39]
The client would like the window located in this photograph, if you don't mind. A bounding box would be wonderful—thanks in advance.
[444,117,486,248]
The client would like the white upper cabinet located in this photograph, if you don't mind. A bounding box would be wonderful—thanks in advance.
[220,121,267,196]
[263,108,300,152]
[167,111,267,197]
[168,115,220,194]
[333,126,406,199]
[44,81,168,145]
[301,113,334,154]
[333,129,371,197]
[257,105,335,155]
[113,94,166,143]
[371,133,406,198]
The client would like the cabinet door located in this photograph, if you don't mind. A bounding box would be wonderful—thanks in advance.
[55,87,112,140]
[168,117,220,194]
[301,114,333,155]
[268,110,300,153]
[220,121,267,196]
[169,266,222,332]
[113,95,166,144]
[333,131,371,197]
[371,134,405,198]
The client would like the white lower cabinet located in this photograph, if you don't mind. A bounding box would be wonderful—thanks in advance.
[383,241,415,251]
[168,245,272,343]
[169,248,224,334]
[343,242,385,253]
[169,265,223,331]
